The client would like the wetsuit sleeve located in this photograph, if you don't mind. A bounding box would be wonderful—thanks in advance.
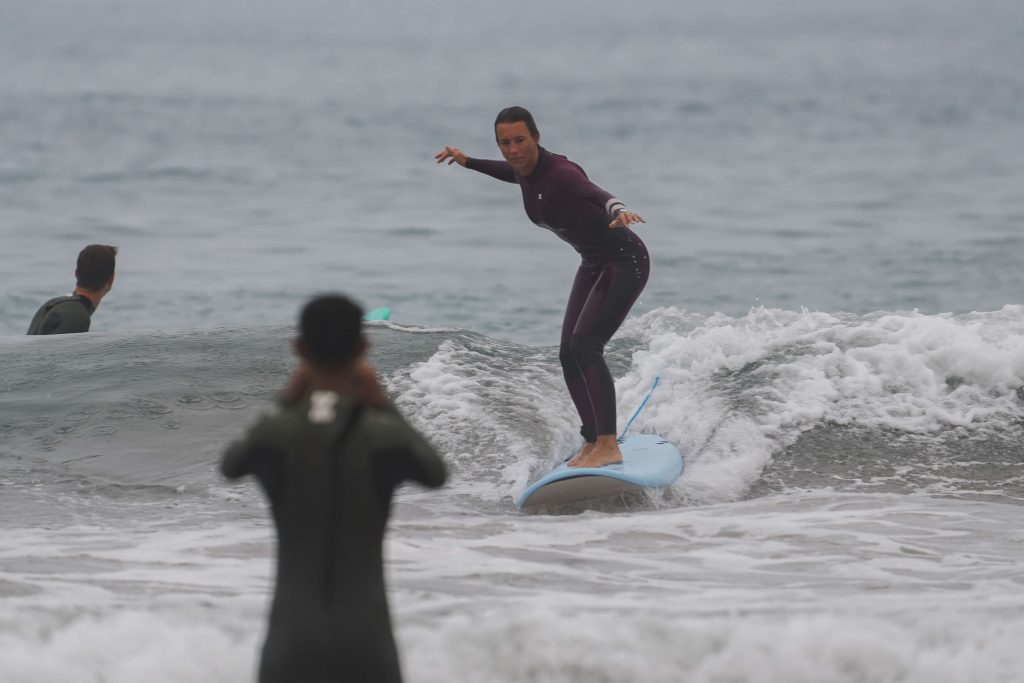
[30,301,92,335]
[371,403,447,489]
[221,415,280,479]
[556,164,627,218]
[223,445,287,503]
[465,157,517,184]
[221,438,255,480]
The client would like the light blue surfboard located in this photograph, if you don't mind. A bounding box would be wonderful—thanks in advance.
[515,433,683,510]
[516,375,683,510]
[363,306,391,321]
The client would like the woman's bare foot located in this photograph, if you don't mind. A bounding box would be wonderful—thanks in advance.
[570,441,596,462]
[568,435,622,468]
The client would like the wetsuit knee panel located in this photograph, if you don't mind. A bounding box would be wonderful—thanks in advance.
[558,343,575,367]
[568,333,605,364]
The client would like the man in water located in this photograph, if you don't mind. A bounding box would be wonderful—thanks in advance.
[26,244,118,335]
[221,294,446,683]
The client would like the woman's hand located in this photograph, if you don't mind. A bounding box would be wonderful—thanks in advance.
[609,210,645,229]
[435,146,468,167]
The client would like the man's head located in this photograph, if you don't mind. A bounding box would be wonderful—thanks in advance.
[296,294,365,369]
[76,244,118,293]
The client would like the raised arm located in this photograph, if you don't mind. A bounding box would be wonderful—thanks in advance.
[435,145,516,183]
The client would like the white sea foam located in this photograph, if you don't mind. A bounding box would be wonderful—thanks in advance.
[390,336,579,505]
[376,321,464,335]
[614,305,1024,503]
[401,609,1024,683]
[388,492,1024,682]
[0,514,269,683]
[383,305,1024,509]
[0,611,257,683]
[4,492,1023,682]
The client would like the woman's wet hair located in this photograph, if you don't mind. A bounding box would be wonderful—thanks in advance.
[300,294,365,367]
[494,106,540,139]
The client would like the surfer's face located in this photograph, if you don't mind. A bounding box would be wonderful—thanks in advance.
[495,121,540,175]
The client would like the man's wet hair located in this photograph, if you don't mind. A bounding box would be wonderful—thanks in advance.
[300,294,365,367]
[494,105,540,140]
[76,244,118,291]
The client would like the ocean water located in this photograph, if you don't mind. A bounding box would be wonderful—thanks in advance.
[2,0,1024,681]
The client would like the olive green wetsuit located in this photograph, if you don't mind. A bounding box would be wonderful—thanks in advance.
[221,391,446,683]
[26,294,95,335]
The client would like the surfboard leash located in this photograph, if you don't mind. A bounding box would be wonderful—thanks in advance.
[617,374,660,443]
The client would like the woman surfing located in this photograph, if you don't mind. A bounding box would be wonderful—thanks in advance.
[436,106,649,469]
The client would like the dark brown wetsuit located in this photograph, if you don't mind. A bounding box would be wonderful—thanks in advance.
[222,391,446,683]
[467,149,650,441]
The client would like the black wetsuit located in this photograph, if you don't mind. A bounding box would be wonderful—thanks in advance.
[222,391,446,683]
[467,149,650,441]
[26,294,95,335]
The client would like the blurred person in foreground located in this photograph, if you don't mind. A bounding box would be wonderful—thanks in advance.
[221,293,447,683]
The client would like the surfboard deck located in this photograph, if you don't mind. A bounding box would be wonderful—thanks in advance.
[516,434,683,511]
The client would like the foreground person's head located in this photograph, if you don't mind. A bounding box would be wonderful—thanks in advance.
[295,294,366,370]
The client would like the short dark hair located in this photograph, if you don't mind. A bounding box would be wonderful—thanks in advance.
[299,294,365,368]
[76,244,118,290]
[494,106,540,140]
